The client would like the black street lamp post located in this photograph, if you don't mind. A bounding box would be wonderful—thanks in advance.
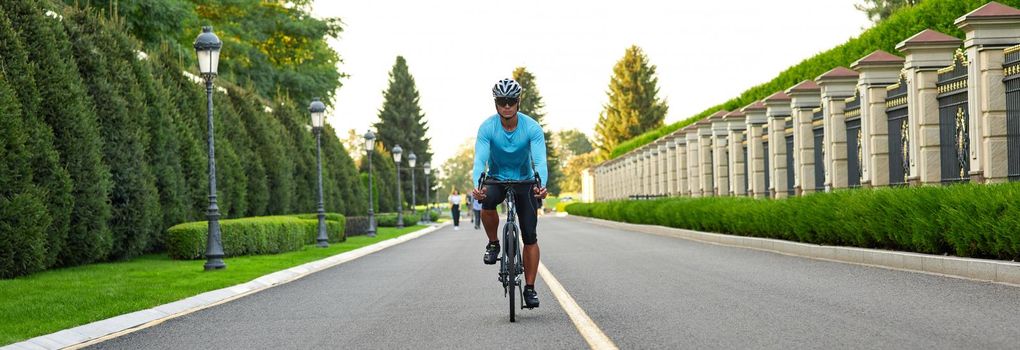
[423,162,431,224]
[310,98,329,248]
[408,152,417,223]
[393,145,404,228]
[364,130,376,237]
[195,26,226,271]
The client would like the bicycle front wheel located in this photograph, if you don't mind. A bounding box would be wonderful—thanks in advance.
[504,225,518,322]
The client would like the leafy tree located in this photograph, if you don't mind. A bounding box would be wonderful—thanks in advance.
[512,67,562,194]
[64,8,161,259]
[554,129,594,166]
[373,56,433,209]
[560,152,597,193]
[2,0,114,265]
[595,45,669,160]
[438,139,476,202]
[857,0,922,23]
[65,0,345,106]
[0,6,74,268]
[0,69,52,278]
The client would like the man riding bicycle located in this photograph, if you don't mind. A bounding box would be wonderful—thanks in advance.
[472,78,549,309]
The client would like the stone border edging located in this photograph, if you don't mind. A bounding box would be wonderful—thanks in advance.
[567,216,1020,286]
[3,223,450,350]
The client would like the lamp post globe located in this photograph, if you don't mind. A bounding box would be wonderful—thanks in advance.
[408,152,417,223]
[392,145,403,228]
[194,26,225,271]
[423,162,431,224]
[309,98,329,248]
[364,130,376,237]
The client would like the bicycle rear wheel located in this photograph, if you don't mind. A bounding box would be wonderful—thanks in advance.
[504,225,518,322]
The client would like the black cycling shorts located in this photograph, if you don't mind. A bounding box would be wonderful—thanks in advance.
[481,184,538,245]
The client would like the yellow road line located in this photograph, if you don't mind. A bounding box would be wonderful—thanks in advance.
[539,262,618,350]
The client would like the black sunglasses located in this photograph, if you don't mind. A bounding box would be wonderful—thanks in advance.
[495,97,519,107]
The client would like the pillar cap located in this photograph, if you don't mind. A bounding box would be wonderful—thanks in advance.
[955,1,1020,27]
[851,50,904,69]
[785,80,820,95]
[763,91,791,103]
[896,29,962,51]
[740,100,766,112]
[815,67,859,82]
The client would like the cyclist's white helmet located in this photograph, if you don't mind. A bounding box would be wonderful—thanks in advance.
[492,78,523,98]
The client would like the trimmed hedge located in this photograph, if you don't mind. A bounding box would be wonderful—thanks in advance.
[166,214,345,260]
[566,183,1020,260]
[376,212,422,227]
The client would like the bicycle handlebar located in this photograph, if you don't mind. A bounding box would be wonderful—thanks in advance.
[477,172,541,189]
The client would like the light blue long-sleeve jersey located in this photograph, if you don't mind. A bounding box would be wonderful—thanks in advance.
[472,112,548,188]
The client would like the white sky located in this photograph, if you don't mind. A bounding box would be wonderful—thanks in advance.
[313,0,872,168]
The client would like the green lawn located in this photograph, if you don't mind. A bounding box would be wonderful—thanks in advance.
[0,225,428,345]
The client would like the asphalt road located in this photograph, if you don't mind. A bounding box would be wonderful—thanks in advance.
[91,217,1020,349]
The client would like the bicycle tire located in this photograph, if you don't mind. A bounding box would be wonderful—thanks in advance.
[505,224,518,322]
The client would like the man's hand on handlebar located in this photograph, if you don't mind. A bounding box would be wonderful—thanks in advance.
[472,187,487,201]
[533,186,548,199]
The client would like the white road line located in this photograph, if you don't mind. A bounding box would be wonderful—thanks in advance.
[538,262,618,350]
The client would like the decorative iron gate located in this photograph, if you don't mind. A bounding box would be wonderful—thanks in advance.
[845,91,863,188]
[1004,44,1020,181]
[886,76,910,186]
[937,51,970,183]
[785,118,795,196]
[813,109,825,192]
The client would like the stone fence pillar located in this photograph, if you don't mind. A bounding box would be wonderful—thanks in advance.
[786,80,822,195]
[817,67,861,190]
[685,127,702,197]
[724,111,748,196]
[743,101,768,198]
[712,117,731,196]
[956,2,1020,183]
[852,50,906,188]
[765,92,792,198]
[897,29,962,185]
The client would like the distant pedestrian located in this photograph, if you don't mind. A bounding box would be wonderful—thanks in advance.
[472,192,483,229]
[449,189,462,230]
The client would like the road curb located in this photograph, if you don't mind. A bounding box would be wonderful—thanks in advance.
[3,223,450,350]
[566,216,1020,287]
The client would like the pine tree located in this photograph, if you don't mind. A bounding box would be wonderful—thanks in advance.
[512,67,562,194]
[0,70,52,278]
[2,0,114,265]
[595,45,669,160]
[0,6,73,268]
[373,56,433,210]
[64,8,161,259]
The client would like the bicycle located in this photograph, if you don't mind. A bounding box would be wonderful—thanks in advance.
[478,173,539,322]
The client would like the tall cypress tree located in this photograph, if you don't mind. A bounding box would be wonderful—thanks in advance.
[150,45,210,221]
[0,6,74,268]
[373,56,432,209]
[113,28,191,240]
[512,67,562,195]
[360,143,398,213]
[274,95,319,214]
[229,85,295,215]
[63,8,161,259]
[0,70,53,278]
[218,91,267,217]
[2,0,114,265]
[595,45,669,160]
